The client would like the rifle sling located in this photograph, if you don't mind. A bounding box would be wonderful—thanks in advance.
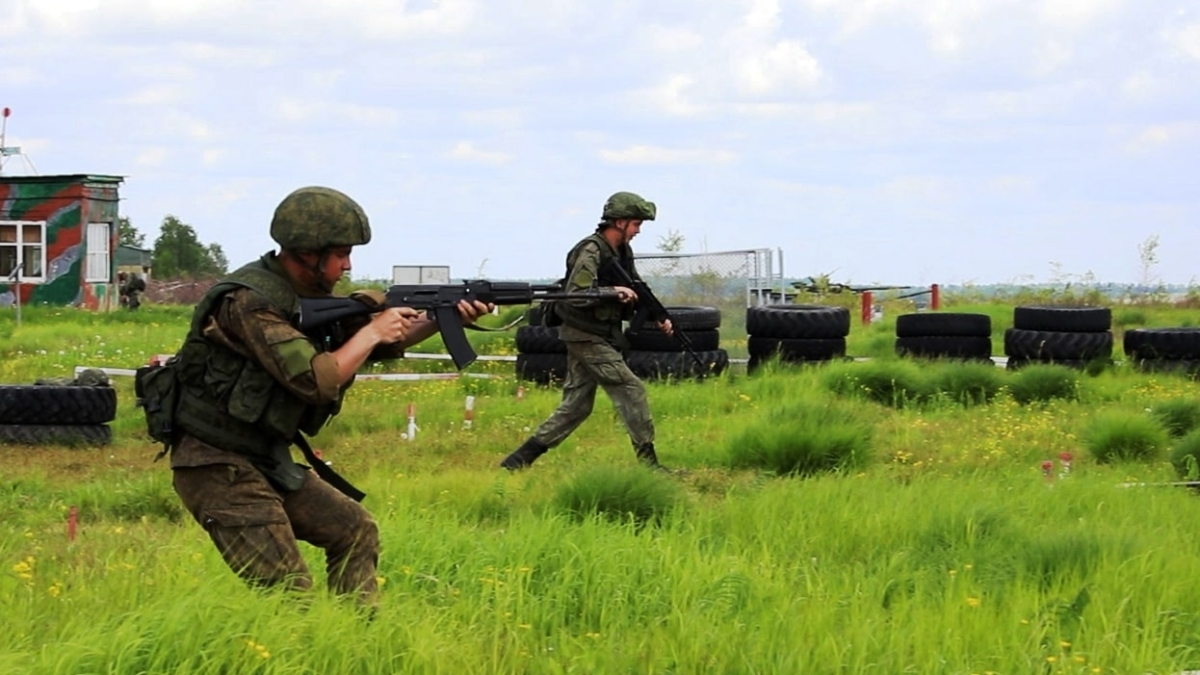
[294,434,366,502]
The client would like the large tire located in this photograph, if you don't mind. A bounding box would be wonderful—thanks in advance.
[0,424,113,446]
[747,336,847,361]
[1004,328,1113,360]
[1013,306,1112,332]
[746,305,850,339]
[632,306,722,332]
[625,328,720,352]
[1134,359,1200,378]
[896,336,993,360]
[1123,328,1200,360]
[624,349,728,380]
[895,313,991,338]
[0,385,117,425]
[1006,358,1110,372]
[515,325,567,354]
[515,352,568,385]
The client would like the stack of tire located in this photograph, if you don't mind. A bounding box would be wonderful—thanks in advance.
[1124,328,1200,377]
[514,305,729,384]
[895,313,993,362]
[0,375,116,446]
[624,306,728,381]
[515,305,568,385]
[745,304,850,372]
[1003,305,1113,370]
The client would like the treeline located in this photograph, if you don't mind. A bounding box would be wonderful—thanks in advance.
[119,215,228,279]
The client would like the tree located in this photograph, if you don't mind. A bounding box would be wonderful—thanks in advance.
[1138,234,1160,288]
[117,216,146,248]
[657,228,685,254]
[151,215,228,278]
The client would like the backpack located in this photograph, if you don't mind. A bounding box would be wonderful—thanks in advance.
[135,358,181,454]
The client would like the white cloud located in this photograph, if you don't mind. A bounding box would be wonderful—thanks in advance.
[268,98,399,127]
[161,112,217,142]
[0,66,39,85]
[174,42,278,68]
[645,26,706,54]
[1124,123,1196,153]
[1121,71,1162,100]
[640,75,705,117]
[736,40,823,95]
[731,101,875,123]
[115,85,189,106]
[201,149,226,167]
[1037,0,1123,27]
[460,108,526,128]
[447,141,510,165]
[14,0,477,42]
[134,147,170,167]
[1166,22,1200,60]
[877,175,948,201]
[598,145,735,165]
[986,175,1035,196]
[1032,40,1073,76]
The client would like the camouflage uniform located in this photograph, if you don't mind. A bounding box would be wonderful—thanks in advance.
[169,187,392,605]
[501,192,665,470]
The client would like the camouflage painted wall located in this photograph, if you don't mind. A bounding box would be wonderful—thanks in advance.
[0,175,123,310]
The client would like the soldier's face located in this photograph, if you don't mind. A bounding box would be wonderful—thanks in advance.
[616,220,643,245]
[320,246,354,285]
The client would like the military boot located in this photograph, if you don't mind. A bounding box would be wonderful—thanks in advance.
[635,442,671,472]
[500,438,549,470]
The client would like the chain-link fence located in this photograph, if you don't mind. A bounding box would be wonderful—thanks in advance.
[633,248,782,334]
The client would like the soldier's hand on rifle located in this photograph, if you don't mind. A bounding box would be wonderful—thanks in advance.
[614,286,638,304]
[658,318,674,336]
[369,306,421,344]
[454,299,494,324]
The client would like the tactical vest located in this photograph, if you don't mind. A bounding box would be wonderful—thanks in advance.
[173,256,340,458]
[554,232,637,339]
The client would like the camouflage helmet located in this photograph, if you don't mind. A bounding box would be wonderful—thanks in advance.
[601,191,656,221]
[270,186,371,251]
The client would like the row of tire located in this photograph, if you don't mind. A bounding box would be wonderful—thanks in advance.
[746,303,1200,374]
[0,384,116,445]
[516,305,730,384]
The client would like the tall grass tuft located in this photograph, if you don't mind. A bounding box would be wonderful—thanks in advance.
[1149,399,1200,438]
[926,362,1004,407]
[552,465,685,525]
[1083,409,1169,463]
[725,400,872,475]
[67,474,186,523]
[821,360,930,408]
[1007,364,1080,404]
[1168,429,1200,479]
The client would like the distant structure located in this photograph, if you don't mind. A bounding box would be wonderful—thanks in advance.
[0,174,126,309]
[0,107,38,176]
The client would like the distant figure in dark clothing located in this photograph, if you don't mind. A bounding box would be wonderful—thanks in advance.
[119,271,146,310]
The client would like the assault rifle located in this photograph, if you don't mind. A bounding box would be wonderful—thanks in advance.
[604,261,708,373]
[297,281,617,369]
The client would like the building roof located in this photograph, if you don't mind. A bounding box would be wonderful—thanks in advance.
[0,173,124,185]
[116,244,152,267]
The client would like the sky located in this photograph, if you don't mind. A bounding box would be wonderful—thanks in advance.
[1,0,1197,287]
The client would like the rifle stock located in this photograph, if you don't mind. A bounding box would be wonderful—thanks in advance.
[298,280,616,370]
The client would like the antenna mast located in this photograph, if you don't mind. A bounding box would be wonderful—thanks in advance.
[0,108,38,176]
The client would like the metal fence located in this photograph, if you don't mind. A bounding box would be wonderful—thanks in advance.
[633,248,783,308]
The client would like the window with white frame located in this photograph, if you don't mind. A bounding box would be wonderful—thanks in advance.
[0,220,46,282]
[84,222,112,282]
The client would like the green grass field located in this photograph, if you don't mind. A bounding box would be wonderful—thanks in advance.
[4,300,1200,674]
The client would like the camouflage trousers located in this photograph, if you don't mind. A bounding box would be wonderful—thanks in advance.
[172,458,380,605]
[533,338,655,449]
